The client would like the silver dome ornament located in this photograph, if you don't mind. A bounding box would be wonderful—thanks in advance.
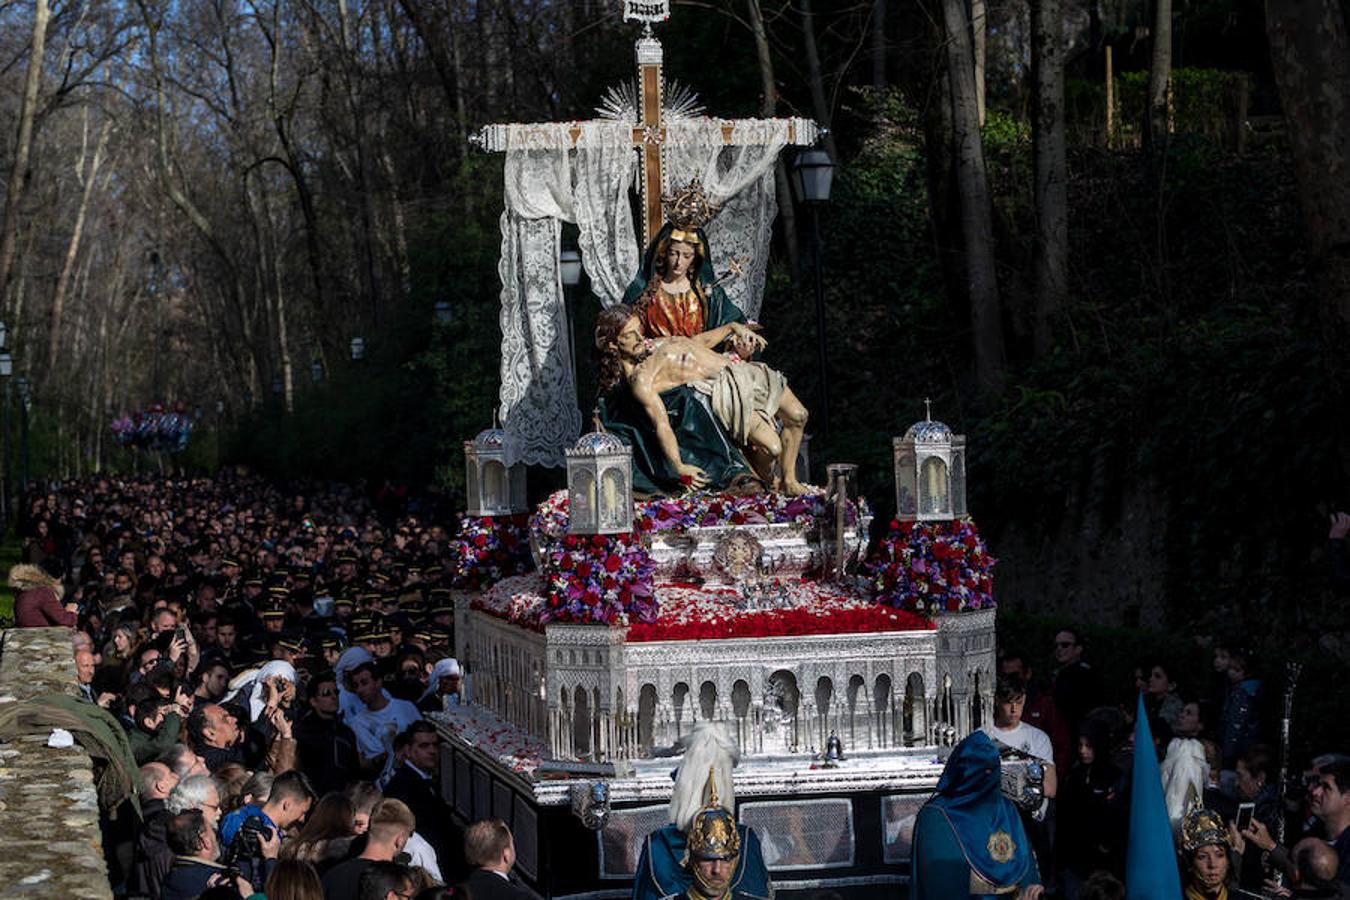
[566,414,634,535]
[465,407,528,517]
[892,399,967,522]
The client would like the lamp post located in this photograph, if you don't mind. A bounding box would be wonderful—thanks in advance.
[792,148,837,436]
[559,248,583,402]
[310,360,324,384]
[350,336,366,362]
[433,298,452,326]
[16,375,30,491]
[215,399,225,469]
[0,345,10,528]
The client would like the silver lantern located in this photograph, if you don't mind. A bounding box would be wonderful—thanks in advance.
[893,403,967,522]
[566,430,633,535]
[464,413,527,517]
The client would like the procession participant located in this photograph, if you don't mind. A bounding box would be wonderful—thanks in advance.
[596,307,808,496]
[909,731,1043,899]
[632,723,771,900]
[1179,805,1236,900]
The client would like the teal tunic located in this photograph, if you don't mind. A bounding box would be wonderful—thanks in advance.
[909,732,1041,899]
[909,805,1041,899]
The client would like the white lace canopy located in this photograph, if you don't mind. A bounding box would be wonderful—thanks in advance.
[495,120,792,467]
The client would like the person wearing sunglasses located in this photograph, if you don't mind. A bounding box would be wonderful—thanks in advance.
[294,673,361,796]
[1050,627,1102,742]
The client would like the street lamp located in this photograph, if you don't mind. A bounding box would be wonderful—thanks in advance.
[433,298,452,326]
[559,248,583,400]
[311,360,324,384]
[350,337,366,362]
[792,148,837,436]
[16,376,30,490]
[0,349,10,527]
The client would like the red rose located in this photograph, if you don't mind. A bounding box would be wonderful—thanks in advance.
[584,591,599,606]
[473,534,488,548]
[603,577,617,591]
[564,535,579,549]
[576,561,593,579]
[656,507,671,521]
[620,586,632,603]
[604,554,621,573]
[730,512,746,524]
[592,535,607,548]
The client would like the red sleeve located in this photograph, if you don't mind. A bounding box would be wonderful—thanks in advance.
[41,588,76,626]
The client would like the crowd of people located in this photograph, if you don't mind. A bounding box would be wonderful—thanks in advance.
[9,473,529,900]
[6,472,1350,899]
[983,627,1350,898]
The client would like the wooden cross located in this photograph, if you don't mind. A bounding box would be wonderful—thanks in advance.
[471,14,818,247]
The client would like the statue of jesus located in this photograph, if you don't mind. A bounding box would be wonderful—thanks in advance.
[595,306,811,495]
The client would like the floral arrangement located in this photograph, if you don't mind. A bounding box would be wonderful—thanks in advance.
[449,513,534,590]
[528,492,656,626]
[544,530,656,626]
[865,518,995,614]
[110,403,195,453]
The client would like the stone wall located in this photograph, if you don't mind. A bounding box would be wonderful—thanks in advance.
[0,627,113,898]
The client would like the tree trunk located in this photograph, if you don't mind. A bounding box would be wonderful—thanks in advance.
[48,115,113,373]
[798,0,838,160]
[746,0,801,277]
[1032,0,1067,356]
[1265,0,1350,333]
[970,0,988,126]
[872,0,887,88]
[942,0,1005,393]
[1147,0,1172,145]
[0,0,51,313]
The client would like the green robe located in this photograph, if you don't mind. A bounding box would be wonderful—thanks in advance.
[603,223,754,496]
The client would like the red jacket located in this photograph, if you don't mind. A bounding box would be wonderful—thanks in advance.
[9,563,75,627]
[15,585,75,627]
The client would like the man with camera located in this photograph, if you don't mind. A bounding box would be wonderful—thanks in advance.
[219,769,315,887]
[159,808,275,900]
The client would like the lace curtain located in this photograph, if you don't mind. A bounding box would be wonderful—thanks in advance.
[663,120,788,321]
[499,150,582,467]
[496,121,785,466]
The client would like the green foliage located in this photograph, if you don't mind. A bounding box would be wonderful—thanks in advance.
[760,89,955,506]
[1066,68,1250,146]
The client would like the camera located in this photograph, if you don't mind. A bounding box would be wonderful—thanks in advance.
[222,814,274,869]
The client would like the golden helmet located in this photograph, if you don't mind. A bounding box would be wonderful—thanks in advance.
[687,766,741,861]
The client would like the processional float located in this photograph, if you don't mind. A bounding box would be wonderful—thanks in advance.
[436,3,999,897]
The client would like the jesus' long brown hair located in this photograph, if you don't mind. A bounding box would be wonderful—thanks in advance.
[594,306,640,397]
